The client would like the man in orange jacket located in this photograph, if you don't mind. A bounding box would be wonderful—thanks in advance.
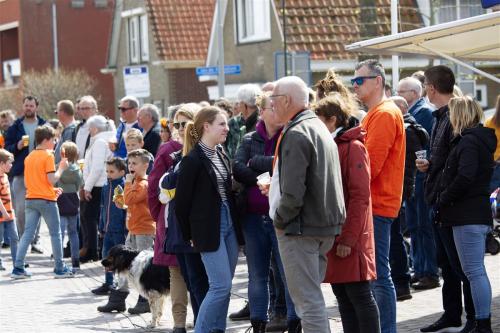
[353,59,406,333]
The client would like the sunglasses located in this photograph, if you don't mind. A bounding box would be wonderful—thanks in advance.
[173,121,188,130]
[350,76,379,86]
[118,106,134,112]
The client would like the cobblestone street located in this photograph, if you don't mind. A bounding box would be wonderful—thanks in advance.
[0,224,499,332]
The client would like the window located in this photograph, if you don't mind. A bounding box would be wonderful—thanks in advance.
[127,14,149,64]
[235,0,271,44]
[437,0,485,23]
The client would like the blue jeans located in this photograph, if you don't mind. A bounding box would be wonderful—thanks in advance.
[60,215,79,265]
[452,224,492,320]
[102,231,127,285]
[435,224,475,321]
[269,254,287,316]
[177,252,209,322]
[15,200,65,271]
[405,174,438,278]
[0,220,19,265]
[372,215,397,333]
[242,213,297,321]
[12,175,40,245]
[195,202,239,333]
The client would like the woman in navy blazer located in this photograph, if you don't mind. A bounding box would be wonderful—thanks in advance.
[175,106,244,333]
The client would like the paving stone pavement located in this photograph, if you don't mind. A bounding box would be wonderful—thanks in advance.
[0,224,499,332]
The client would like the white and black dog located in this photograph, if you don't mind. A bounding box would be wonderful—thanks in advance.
[101,244,171,327]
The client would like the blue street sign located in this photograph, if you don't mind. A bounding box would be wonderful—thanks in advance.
[196,64,241,76]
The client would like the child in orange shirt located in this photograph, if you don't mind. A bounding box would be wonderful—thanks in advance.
[0,149,17,271]
[113,148,155,313]
[11,125,73,279]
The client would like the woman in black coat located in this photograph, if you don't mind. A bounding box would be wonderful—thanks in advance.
[175,106,244,333]
[437,96,495,333]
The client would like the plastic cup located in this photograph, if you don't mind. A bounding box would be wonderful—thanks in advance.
[415,150,427,160]
[257,172,271,187]
[22,135,29,147]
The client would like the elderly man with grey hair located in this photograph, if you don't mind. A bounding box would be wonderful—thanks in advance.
[265,76,345,333]
[113,95,141,158]
[225,83,261,159]
[137,103,161,157]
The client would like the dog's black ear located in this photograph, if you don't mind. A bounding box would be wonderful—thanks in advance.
[112,246,139,272]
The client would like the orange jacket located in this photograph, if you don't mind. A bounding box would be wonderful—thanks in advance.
[362,100,406,218]
[124,177,156,235]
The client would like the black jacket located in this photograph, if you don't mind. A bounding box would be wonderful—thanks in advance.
[403,113,429,200]
[425,106,454,205]
[437,125,496,227]
[175,144,244,252]
[143,122,161,158]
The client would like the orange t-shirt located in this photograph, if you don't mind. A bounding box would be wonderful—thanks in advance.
[0,173,14,222]
[0,134,5,148]
[25,149,57,201]
[124,177,156,235]
[362,99,406,218]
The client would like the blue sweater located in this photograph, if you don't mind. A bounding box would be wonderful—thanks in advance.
[99,177,127,234]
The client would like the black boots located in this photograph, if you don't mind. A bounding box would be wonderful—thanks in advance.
[250,320,266,333]
[97,289,129,312]
[128,295,151,314]
[287,319,302,333]
[472,317,493,333]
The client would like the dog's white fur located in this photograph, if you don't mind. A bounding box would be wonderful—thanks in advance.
[117,250,169,328]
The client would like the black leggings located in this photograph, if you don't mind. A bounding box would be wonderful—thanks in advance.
[331,281,381,333]
[80,186,102,256]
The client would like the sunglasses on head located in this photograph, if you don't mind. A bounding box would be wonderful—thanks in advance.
[173,121,187,130]
[350,76,379,86]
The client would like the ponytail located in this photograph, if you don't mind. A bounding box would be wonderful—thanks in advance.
[182,121,198,156]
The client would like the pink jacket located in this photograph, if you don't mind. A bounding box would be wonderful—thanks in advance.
[148,140,182,267]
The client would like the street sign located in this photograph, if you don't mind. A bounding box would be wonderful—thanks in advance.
[123,65,150,98]
[196,64,241,76]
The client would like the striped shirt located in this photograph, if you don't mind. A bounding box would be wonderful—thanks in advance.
[199,141,229,201]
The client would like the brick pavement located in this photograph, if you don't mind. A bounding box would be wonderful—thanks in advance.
[0,224,499,332]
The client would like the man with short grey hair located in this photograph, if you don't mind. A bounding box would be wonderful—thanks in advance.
[113,95,141,158]
[225,84,261,159]
[137,104,161,157]
[75,95,99,159]
[267,76,345,333]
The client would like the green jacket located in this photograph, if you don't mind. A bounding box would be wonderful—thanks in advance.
[274,109,346,236]
[225,111,258,160]
[57,163,83,194]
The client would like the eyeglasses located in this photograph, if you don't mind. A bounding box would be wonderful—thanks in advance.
[350,76,379,86]
[78,106,93,111]
[118,106,134,112]
[396,90,414,95]
[270,94,287,99]
[173,121,188,130]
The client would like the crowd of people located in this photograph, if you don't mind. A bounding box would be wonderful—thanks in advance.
[0,59,498,333]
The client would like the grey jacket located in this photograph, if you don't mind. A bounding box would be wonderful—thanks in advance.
[274,109,346,236]
[57,163,83,194]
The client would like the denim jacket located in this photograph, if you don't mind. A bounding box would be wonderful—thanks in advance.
[99,177,127,234]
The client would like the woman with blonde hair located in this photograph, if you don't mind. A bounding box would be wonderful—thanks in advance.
[148,102,202,332]
[175,106,244,333]
[437,96,495,333]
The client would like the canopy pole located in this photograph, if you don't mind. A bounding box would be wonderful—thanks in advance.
[391,0,399,88]
[418,44,500,84]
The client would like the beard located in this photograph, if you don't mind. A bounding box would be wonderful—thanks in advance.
[24,110,35,119]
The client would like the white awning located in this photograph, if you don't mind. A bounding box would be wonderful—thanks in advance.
[345,11,500,83]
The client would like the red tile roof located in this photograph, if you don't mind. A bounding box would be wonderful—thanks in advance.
[274,0,424,61]
[146,0,216,63]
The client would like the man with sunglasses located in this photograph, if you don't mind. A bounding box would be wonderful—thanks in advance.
[113,96,142,159]
[353,59,406,333]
